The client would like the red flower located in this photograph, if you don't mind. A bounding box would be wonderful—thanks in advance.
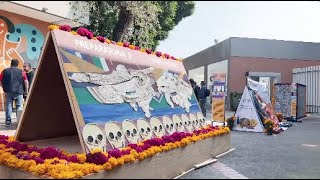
[155,51,162,57]
[123,42,130,47]
[59,25,71,32]
[39,147,63,159]
[146,49,152,54]
[108,149,122,158]
[134,46,140,50]
[76,27,89,37]
[164,53,170,59]
[0,135,9,140]
[86,31,94,39]
[170,56,176,60]
[0,139,8,145]
[86,152,108,165]
[96,36,106,43]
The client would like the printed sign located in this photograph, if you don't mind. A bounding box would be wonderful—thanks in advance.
[234,87,264,132]
[211,73,226,122]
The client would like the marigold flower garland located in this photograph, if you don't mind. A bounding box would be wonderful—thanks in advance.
[0,125,229,179]
[48,24,182,62]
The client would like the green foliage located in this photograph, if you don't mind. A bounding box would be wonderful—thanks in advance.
[70,1,195,50]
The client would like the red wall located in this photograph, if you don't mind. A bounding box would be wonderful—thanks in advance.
[229,56,320,93]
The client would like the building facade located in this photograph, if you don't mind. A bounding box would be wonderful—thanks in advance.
[183,37,320,109]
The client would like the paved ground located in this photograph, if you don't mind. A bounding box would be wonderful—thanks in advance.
[180,114,320,179]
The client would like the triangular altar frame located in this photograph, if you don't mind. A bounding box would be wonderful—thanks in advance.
[15,31,86,152]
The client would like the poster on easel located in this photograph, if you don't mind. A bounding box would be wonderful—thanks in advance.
[211,72,226,123]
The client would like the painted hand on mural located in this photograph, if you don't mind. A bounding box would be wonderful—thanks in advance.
[0,16,44,69]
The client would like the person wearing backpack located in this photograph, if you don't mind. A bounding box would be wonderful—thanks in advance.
[199,81,210,117]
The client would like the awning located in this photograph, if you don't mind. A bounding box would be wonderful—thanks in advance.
[0,1,86,27]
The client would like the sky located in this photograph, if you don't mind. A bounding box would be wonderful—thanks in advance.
[13,1,320,59]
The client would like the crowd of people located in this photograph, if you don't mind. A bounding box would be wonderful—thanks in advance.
[0,59,34,127]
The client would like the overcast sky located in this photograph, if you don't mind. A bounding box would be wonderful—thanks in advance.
[14,1,320,59]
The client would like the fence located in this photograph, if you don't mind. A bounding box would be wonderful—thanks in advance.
[293,66,320,114]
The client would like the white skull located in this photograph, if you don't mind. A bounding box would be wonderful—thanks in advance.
[197,112,206,127]
[172,115,185,132]
[122,120,141,144]
[181,114,193,132]
[82,123,106,152]
[190,113,201,130]
[105,122,125,149]
[162,116,176,135]
[137,119,153,140]
[150,117,165,137]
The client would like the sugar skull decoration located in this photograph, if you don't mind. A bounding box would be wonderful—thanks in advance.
[137,119,153,140]
[172,115,185,132]
[181,114,193,132]
[150,117,165,137]
[162,116,176,135]
[190,113,201,130]
[197,112,206,127]
[82,123,106,152]
[122,120,141,144]
[105,121,125,149]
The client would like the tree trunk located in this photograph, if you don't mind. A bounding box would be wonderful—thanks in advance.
[112,6,134,42]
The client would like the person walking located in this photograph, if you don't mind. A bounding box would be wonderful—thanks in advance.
[189,79,200,101]
[0,59,29,127]
[198,81,210,117]
[23,62,34,99]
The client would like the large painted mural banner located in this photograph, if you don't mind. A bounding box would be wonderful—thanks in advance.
[0,15,45,110]
[53,30,204,153]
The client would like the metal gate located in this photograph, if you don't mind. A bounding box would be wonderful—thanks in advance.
[293,66,320,114]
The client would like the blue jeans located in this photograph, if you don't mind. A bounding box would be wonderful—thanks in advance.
[5,92,23,121]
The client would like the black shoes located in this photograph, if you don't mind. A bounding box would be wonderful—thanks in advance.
[5,118,11,127]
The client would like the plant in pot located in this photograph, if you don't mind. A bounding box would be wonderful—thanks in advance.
[226,116,236,130]
[264,119,274,135]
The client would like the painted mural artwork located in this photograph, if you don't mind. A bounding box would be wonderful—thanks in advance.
[53,29,205,152]
[0,15,45,110]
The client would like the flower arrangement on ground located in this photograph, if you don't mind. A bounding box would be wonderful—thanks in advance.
[0,125,230,179]
[226,116,236,130]
[264,119,274,135]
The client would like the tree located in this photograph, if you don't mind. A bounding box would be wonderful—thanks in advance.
[70,1,195,50]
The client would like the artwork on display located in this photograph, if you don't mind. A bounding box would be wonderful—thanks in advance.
[274,84,292,118]
[28,29,203,153]
[247,78,270,104]
[234,87,264,132]
[211,72,226,123]
[0,15,46,110]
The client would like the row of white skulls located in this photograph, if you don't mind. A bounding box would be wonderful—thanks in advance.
[82,112,206,151]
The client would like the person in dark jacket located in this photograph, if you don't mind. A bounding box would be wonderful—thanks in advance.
[23,62,34,99]
[189,79,200,101]
[198,81,210,117]
[0,59,29,127]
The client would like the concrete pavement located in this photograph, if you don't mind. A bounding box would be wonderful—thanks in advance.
[180,114,320,179]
